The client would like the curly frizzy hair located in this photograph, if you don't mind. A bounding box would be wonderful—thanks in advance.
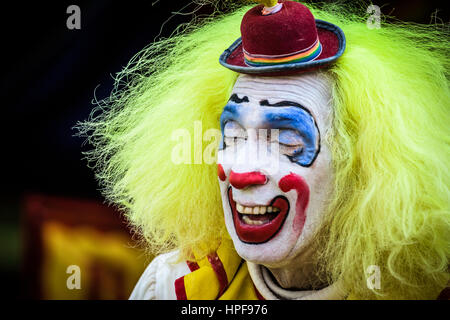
[311,3,450,299]
[77,1,449,299]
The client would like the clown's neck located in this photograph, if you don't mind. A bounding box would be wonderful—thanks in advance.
[267,246,323,290]
[268,262,320,290]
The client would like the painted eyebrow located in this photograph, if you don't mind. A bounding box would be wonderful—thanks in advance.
[226,96,314,121]
[260,99,304,109]
[259,99,315,118]
[229,94,249,104]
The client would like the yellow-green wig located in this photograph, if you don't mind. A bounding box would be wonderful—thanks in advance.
[79,1,449,299]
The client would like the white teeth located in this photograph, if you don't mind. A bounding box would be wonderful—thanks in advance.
[244,207,253,214]
[236,203,280,215]
[242,215,268,225]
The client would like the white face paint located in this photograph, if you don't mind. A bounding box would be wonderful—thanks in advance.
[217,72,333,268]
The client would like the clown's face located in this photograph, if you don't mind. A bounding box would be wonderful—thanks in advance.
[217,73,333,267]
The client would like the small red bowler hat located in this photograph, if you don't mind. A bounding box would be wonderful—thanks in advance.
[219,0,346,75]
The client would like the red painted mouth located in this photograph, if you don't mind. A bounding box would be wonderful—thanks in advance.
[227,187,290,244]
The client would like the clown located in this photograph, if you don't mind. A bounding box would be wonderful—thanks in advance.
[80,1,449,299]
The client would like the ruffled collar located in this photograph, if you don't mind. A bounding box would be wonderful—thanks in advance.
[247,262,347,300]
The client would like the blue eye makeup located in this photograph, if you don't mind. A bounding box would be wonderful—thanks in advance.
[219,104,241,149]
[278,129,303,146]
[219,97,320,167]
[262,106,319,167]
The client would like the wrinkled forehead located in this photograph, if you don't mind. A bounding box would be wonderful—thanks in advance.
[230,72,333,129]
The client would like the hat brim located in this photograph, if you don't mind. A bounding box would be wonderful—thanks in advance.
[219,19,346,75]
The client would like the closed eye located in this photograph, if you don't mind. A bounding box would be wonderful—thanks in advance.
[223,120,246,146]
[276,129,303,145]
[273,129,304,156]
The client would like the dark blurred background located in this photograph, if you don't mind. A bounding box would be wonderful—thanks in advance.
[0,0,447,299]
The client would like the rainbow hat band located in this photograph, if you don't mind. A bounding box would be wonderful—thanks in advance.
[243,38,322,67]
[219,1,346,75]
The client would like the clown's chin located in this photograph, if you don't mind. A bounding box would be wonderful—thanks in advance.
[227,187,290,244]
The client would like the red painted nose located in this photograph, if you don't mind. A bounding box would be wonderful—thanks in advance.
[229,170,267,189]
